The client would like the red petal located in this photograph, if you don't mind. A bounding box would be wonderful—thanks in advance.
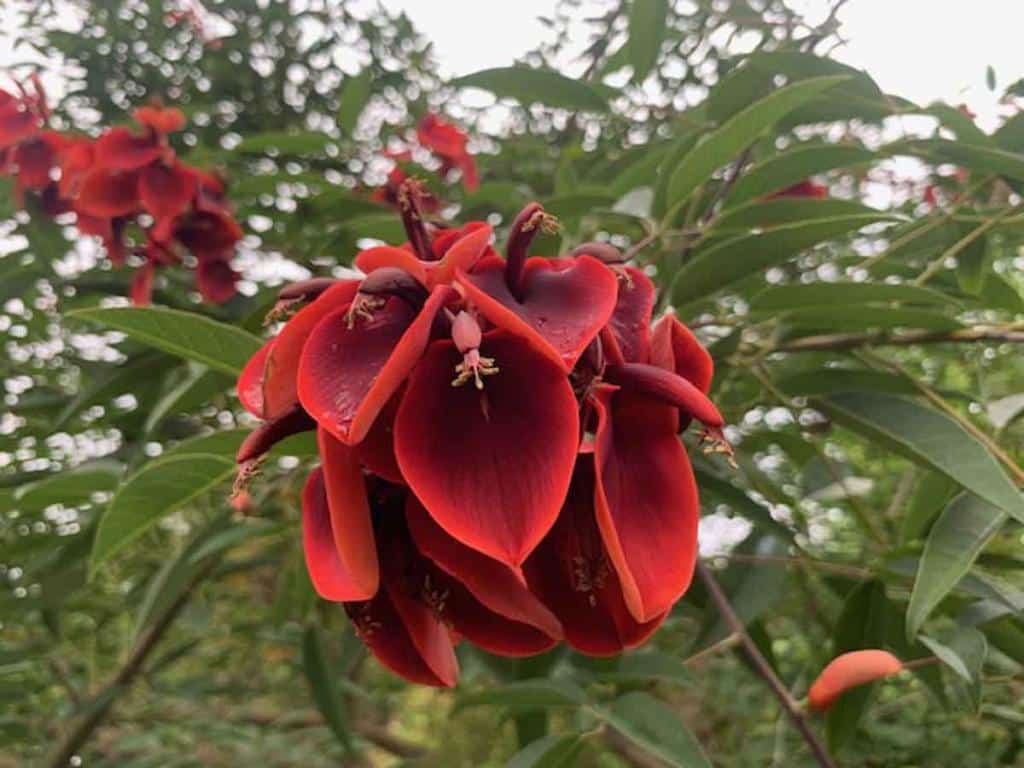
[139,162,197,221]
[394,330,579,566]
[302,467,376,602]
[522,458,666,656]
[195,256,238,303]
[0,105,39,149]
[318,428,379,598]
[348,585,458,687]
[237,340,273,417]
[261,280,361,420]
[94,127,163,171]
[606,267,656,364]
[425,562,558,657]
[175,209,243,258]
[355,394,404,484]
[426,223,491,286]
[651,314,714,393]
[591,386,699,623]
[130,262,156,306]
[76,169,139,218]
[354,245,428,285]
[406,496,562,641]
[59,140,95,198]
[134,105,186,134]
[298,286,454,445]
[458,254,618,371]
[12,138,56,191]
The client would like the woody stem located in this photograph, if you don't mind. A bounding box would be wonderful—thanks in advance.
[697,561,838,768]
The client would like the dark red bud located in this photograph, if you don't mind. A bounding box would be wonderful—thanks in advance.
[277,277,339,302]
[236,405,316,464]
[397,178,433,261]
[604,362,723,428]
[357,266,429,308]
[505,202,558,301]
[570,241,625,265]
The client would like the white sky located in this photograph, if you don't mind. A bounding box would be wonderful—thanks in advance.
[389,0,1024,130]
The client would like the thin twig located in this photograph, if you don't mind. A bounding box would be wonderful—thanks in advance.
[913,205,1017,286]
[773,325,1024,353]
[697,562,837,768]
[45,562,216,768]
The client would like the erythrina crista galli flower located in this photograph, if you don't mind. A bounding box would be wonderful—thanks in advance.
[0,77,242,306]
[235,183,730,685]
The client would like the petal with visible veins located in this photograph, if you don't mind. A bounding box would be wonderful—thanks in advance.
[591,386,699,623]
[523,458,666,655]
[394,331,578,566]
[458,254,618,371]
[299,286,454,445]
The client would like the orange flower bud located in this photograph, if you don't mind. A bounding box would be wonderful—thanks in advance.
[808,650,903,711]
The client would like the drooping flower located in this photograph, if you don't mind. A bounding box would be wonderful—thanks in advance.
[768,179,828,199]
[416,113,479,192]
[235,195,728,685]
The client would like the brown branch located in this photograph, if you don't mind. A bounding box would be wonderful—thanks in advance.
[697,562,837,768]
[775,326,1024,353]
[45,562,216,768]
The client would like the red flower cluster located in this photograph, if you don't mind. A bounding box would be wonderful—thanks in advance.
[0,77,241,305]
[236,188,728,686]
[371,113,479,208]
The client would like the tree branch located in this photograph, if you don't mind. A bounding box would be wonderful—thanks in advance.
[45,562,216,768]
[774,326,1024,353]
[697,562,837,768]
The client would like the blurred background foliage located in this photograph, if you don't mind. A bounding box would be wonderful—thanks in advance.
[2,0,1024,766]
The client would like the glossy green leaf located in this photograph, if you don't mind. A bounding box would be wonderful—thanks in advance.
[67,307,262,377]
[337,70,372,134]
[627,0,668,82]
[907,493,1007,639]
[91,453,236,569]
[600,692,711,768]
[751,282,952,312]
[712,197,878,231]
[903,139,1024,182]
[777,369,921,399]
[665,75,850,213]
[450,67,609,112]
[144,366,233,435]
[302,625,352,751]
[14,463,122,512]
[780,306,960,333]
[671,214,894,307]
[728,144,876,204]
[920,631,985,684]
[820,393,1024,522]
[900,472,960,543]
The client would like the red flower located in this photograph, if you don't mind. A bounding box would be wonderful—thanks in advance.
[235,196,727,685]
[417,113,479,192]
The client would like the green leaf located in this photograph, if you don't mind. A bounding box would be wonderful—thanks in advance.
[920,631,985,684]
[671,214,894,307]
[819,393,1024,522]
[750,282,952,312]
[455,679,587,713]
[627,0,668,82]
[712,198,878,231]
[302,625,352,751]
[900,472,960,543]
[903,139,1024,183]
[144,366,233,435]
[727,144,876,205]
[906,493,1006,639]
[508,733,588,768]
[336,70,372,134]
[67,307,262,376]
[599,651,694,687]
[91,453,236,569]
[450,67,609,112]
[599,692,711,768]
[14,463,122,512]
[826,580,891,751]
[665,75,850,213]
[777,369,921,399]
[54,352,178,429]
